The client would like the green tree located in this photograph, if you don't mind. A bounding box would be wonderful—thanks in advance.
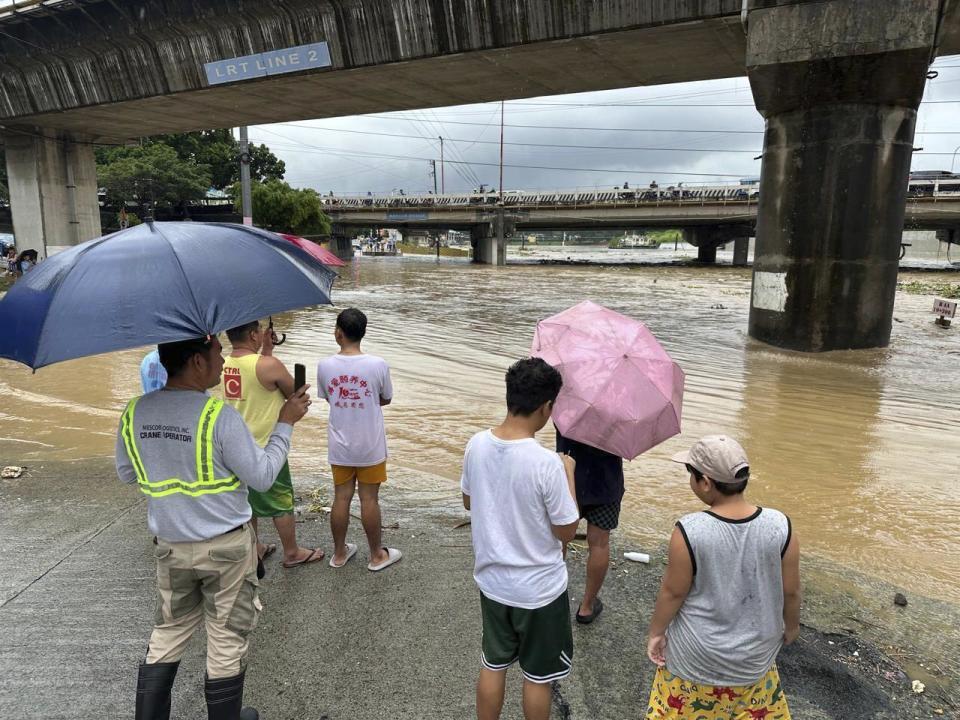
[233,179,330,236]
[156,129,285,189]
[97,143,210,212]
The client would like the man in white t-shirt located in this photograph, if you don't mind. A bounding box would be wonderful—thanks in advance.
[317,308,401,571]
[461,358,579,720]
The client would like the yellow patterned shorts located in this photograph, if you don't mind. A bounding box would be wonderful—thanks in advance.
[645,665,791,720]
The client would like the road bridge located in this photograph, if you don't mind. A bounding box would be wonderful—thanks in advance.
[1,0,959,351]
[322,180,960,263]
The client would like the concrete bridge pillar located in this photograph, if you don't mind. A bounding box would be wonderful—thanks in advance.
[732,236,750,267]
[470,212,508,266]
[684,226,751,264]
[327,225,353,261]
[746,0,940,351]
[3,128,101,257]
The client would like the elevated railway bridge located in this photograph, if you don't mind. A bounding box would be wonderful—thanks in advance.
[322,180,960,264]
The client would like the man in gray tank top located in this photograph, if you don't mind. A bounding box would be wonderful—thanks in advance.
[642,435,801,719]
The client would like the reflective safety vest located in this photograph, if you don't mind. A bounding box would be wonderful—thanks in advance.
[120,396,240,498]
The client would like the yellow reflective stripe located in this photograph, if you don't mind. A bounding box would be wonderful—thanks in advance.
[202,399,225,485]
[138,478,241,498]
[121,399,148,486]
[138,474,239,490]
[127,395,240,499]
[196,398,224,486]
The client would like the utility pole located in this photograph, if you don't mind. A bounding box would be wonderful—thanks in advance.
[429,160,438,194]
[499,100,505,202]
[439,136,445,194]
[239,126,253,226]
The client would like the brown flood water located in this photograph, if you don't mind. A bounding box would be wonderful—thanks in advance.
[1,257,959,605]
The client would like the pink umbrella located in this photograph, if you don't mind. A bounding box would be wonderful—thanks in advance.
[278,233,346,267]
[530,300,684,460]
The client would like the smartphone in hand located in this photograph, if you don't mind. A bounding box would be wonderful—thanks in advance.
[294,363,306,393]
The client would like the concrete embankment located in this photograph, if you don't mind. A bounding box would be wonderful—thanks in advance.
[0,459,956,719]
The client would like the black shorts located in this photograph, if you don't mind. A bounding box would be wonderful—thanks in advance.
[479,591,573,684]
[581,502,620,531]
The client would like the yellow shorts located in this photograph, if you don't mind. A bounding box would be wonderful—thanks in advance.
[645,665,790,719]
[331,461,388,485]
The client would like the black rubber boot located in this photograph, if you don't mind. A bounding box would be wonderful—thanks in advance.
[205,670,259,720]
[135,660,179,720]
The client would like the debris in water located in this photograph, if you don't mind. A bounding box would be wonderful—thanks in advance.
[894,592,908,607]
[912,680,925,694]
[1,466,24,479]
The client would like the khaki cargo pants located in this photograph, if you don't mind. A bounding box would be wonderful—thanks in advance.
[145,523,261,678]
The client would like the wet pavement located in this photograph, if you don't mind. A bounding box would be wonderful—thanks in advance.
[1,458,956,719]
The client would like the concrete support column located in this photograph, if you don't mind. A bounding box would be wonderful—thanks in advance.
[697,242,717,264]
[470,218,506,266]
[684,226,749,264]
[3,128,101,256]
[746,0,940,351]
[328,233,353,261]
[732,236,749,267]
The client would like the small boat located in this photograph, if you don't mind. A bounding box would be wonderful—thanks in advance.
[617,234,658,249]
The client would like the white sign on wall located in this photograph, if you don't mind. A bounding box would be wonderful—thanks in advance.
[752,271,788,312]
[204,42,331,85]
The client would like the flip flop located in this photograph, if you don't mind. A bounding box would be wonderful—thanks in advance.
[329,542,358,568]
[576,597,603,625]
[367,547,402,572]
[281,547,325,568]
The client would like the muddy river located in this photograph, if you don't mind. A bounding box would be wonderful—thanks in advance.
[1,253,958,605]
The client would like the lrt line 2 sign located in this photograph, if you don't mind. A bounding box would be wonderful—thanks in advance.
[204,42,331,85]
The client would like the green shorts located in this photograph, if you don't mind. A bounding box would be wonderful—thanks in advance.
[248,462,295,518]
[479,590,573,684]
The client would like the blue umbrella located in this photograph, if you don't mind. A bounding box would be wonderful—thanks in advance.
[0,222,337,369]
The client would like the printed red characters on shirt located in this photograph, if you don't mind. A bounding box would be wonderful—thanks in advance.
[327,374,371,410]
[223,366,243,399]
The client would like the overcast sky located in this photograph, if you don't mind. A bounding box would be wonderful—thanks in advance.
[248,54,960,196]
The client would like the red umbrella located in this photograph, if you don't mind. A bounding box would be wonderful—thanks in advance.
[278,233,346,266]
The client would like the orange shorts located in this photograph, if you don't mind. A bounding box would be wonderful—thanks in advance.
[331,461,387,485]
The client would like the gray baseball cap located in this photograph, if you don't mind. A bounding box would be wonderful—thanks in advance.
[671,435,750,484]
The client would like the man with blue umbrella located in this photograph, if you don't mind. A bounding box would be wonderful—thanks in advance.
[118,334,311,720]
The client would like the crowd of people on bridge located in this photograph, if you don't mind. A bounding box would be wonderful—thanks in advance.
[119,308,800,720]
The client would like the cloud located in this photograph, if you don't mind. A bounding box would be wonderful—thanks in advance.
[249,55,960,195]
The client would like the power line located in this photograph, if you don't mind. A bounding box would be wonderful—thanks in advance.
[260,123,762,153]
[250,137,750,178]
[278,117,764,134]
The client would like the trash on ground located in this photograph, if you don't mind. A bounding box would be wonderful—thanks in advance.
[912,680,925,694]
[623,551,650,563]
[1,466,24,479]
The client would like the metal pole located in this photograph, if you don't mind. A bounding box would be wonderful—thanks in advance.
[239,126,253,226]
[430,160,438,194]
[499,100,505,201]
[439,137,445,193]
[952,145,960,173]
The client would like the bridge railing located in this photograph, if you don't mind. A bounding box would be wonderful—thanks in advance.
[320,178,960,211]
[320,183,763,210]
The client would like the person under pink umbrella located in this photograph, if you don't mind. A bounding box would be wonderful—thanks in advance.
[532,300,685,625]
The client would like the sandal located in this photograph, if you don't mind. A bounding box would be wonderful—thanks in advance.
[367,547,402,572]
[576,597,603,625]
[281,547,325,568]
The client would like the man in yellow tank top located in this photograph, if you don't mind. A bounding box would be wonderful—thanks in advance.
[222,320,324,568]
